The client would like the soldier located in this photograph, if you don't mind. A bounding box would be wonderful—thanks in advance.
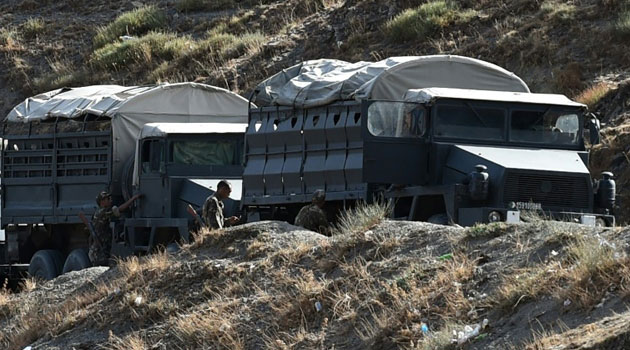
[295,189,329,234]
[91,191,142,266]
[187,180,239,229]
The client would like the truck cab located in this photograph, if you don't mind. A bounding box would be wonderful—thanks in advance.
[364,88,614,226]
[112,122,246,258]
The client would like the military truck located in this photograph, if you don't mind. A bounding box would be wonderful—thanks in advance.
[0,83,248,280]
[242,55,615,227]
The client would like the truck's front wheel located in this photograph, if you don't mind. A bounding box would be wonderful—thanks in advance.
[62,248,92,274]
[28,250,64,280]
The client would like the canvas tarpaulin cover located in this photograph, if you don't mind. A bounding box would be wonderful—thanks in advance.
[253,55,530,108]
[5,83,250,195]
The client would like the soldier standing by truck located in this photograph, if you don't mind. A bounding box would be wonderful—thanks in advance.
[188,180,239,229]
[91,191,142,266]
[295,190,329,234]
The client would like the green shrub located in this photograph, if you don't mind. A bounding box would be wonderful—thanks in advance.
[615,10,630,36]
[21,17,45,39]
[197,30,266,60]
[540,1,577,23]
[93,5,167,49]
[91,32,192,69]
[384,1,476,43]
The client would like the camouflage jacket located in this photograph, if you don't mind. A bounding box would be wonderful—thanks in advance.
[202,194,226,229]
[89,206,120,265]
[295,204,328,234]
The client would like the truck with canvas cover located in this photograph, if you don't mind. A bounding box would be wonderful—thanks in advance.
[0,83,249,280]
[242,55,615,227]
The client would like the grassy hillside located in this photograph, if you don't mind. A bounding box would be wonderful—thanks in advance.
[1,0,630,109]
[2,213,630,349]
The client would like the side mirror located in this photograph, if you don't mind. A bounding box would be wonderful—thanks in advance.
[587,114,601,145]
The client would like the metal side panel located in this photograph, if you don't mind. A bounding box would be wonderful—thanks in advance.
[303,107,327,193]
[324,105,348,192]
[281,112,304,195]
[243,113,267,197]
[345,105,365,190]
[262,114,284,195]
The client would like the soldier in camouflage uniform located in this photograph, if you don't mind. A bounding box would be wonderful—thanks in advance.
[295,190,329,234]
[90,191,142,266]
[187,180,239,229]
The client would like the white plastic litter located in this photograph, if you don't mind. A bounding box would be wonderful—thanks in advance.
[564,299,572,307]
[452,319,489,344]
[134,295,143,306]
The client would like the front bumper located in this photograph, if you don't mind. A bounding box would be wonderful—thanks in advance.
[458,207,615,227]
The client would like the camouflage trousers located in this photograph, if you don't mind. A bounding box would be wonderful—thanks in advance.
[89,246,110,266]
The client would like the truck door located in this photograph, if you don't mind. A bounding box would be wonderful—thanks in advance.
[137,138,166,217]
[363,101,428,185]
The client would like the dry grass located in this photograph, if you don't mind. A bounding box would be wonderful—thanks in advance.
[0,27,20,49]
[494,265,554,311]
[575,82,613,109]
[105,333,147,350]
[172,301,244,349]
[384,1,477,43]
[494,229,630,312]
[21,17,45,39]
[93,5,167,49]
[540,1,577,23]
[333,201,390,236]
[557,234,630,308]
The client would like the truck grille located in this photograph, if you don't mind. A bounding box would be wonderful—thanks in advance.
[503,173,591,209]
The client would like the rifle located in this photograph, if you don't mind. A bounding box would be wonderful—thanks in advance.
[187,204,208,230]
[78,212,102,248]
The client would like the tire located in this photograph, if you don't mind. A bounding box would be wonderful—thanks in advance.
[28,250,65,280]
[62,248,92,274]
[427,213,450,225]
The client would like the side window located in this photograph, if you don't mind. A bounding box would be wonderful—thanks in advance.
[141,140,164,174]
[367,102,426,138]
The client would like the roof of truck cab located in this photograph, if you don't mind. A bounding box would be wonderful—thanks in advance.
[252,55,530,108]
[139,122,248,139]
[403,87,586,108]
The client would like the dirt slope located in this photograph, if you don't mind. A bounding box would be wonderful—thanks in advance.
[1,219,630,349]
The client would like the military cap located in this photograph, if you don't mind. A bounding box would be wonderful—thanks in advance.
[96,191,111,205]
[312,189,326,202]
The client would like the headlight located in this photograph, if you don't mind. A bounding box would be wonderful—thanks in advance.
[488,211,502,223]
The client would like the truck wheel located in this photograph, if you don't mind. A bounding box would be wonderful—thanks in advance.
[28,250,65,280]
[427,213,450,225]
[62,248,92,274]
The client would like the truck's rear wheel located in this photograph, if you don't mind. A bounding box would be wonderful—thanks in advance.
[28,250,64,280]
[62,248,92,274]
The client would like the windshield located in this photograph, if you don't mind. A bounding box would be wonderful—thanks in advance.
[510,108,581,146]
[434,101,506,141]
[367,101,426,138]
[169,138,242,166]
